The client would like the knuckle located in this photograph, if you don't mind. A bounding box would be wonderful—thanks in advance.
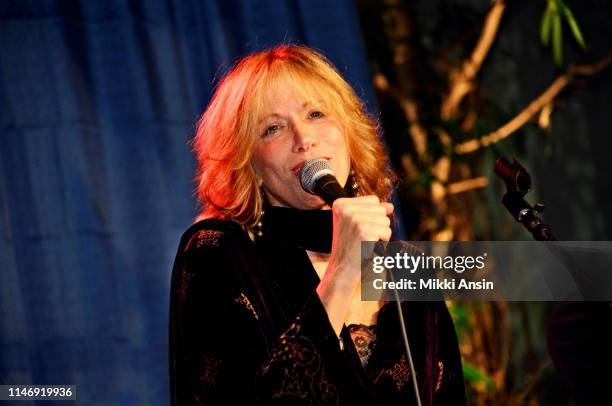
[382,227,392,241]
[333,202,348,216]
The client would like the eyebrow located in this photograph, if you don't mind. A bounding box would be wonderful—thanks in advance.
[260,101,324,122]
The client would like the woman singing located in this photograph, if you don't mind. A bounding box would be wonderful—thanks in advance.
[169,45,465,405]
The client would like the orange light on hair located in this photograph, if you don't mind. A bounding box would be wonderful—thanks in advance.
[192,45,395,229]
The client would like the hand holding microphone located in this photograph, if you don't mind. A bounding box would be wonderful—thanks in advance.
[301,158,393,335]
[299,157,393,278]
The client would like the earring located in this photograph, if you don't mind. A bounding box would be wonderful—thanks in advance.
[348,168,360,196]
[253,187,265,238]
[254,213,264,237]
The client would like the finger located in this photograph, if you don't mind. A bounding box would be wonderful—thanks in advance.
[381,202,394,216]
[350,217,392,240]
[364,224,392,241]
[336,195,380,206]
[334,202,386,219]
[345,202,392,217]
[353,213,391,228]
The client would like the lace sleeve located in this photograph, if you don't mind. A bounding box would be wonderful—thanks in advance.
[347,324,377,367]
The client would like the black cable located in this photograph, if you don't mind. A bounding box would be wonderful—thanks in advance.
[389,269,422,406]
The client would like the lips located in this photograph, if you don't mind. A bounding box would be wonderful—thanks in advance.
[291,161,304,174]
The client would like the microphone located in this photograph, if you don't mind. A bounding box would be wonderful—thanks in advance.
[299,158,348,206]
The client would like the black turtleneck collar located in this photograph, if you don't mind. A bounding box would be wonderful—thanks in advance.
[258,206,333,253]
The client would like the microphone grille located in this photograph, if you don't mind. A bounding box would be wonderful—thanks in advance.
[300,158,335,194]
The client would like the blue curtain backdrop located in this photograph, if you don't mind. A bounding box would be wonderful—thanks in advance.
[0,1,396,404]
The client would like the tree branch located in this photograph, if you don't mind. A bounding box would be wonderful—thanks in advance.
[446,176,489,195]
[455,52,612,154]
[463,0,507,81]
[373,73,429,157]
[441,0,506,119]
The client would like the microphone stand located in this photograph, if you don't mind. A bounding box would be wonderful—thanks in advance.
[494,157,556,241]
[494,156,612,404]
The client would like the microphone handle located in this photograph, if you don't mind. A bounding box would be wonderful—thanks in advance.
[315,174,349,206]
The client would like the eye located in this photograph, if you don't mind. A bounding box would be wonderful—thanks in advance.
[262,124,283,137]
[308,110,325,119]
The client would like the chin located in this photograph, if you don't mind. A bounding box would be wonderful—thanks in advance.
[266,190,322,210]
[296,193,326,210]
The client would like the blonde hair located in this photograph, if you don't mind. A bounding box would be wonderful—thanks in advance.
[192,44,395,228]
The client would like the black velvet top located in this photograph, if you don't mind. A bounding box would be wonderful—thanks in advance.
[169,206,465,405]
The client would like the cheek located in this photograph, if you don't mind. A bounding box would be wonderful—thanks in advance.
[330,128,350,167]
[252,145,286,182]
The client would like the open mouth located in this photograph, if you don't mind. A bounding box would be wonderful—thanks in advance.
[292,161,305,176]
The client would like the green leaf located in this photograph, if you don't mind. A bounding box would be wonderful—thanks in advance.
[463,363,497,390]
[448,303,470,341]
[540,7,553,46]
[562,6,587,49]
[552,12,563,65]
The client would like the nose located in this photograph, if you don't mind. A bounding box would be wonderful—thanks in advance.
[292,121,318,153]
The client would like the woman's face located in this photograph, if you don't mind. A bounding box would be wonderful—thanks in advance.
[252,86,350,209]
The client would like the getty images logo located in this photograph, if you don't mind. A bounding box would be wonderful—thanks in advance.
[371,252,488,274]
